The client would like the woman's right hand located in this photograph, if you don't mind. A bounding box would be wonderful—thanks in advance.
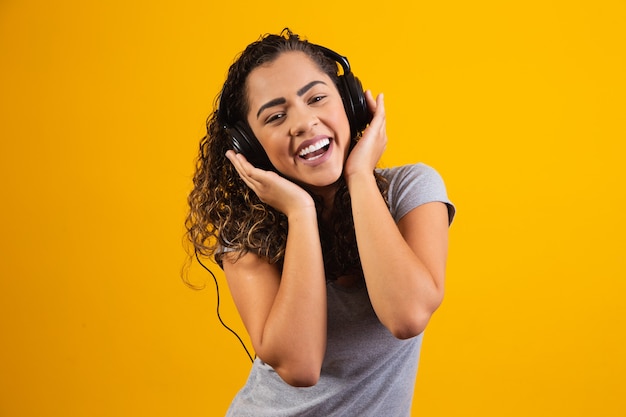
[226,150,315,216]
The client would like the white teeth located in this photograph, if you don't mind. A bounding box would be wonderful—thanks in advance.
[299,138,330,157]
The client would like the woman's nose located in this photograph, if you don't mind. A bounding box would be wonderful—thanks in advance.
[289,105,317,137]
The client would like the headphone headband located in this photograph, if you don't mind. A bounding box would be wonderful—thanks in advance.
[312,44,352,75]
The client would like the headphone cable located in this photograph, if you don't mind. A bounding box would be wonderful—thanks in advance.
[195,251,255,364]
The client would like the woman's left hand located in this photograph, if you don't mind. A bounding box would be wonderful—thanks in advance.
[343,90,387,181]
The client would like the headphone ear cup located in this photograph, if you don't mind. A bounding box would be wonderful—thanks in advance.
[226,121,275,171]
[338,72,372,137]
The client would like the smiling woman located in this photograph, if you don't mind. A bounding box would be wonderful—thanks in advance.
[185,28,455,416]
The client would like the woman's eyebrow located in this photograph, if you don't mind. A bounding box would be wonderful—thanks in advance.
[297,80,326,96]
[256,98,286,119]
[256,80,327,119]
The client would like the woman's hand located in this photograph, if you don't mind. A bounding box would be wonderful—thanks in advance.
[225,150,315,216]
[343,90,387,181]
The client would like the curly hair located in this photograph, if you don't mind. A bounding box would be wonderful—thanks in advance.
[185,29,389,281]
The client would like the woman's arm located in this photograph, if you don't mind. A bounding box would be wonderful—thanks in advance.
[348,176,449,339]
[223,152,327,387]
[344,92,450,339]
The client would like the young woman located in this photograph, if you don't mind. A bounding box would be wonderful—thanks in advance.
[186,29,455,416]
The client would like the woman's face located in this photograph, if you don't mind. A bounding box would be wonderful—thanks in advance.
[245,51,351,190]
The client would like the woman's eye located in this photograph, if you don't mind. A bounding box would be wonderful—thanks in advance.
[266,113,285,124]
[309,95,326,104]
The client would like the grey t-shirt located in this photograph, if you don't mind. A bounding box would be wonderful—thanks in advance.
[225,163,455,417]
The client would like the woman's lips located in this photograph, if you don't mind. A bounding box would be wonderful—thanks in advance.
[297,138,333,166]
[299,137,331,160]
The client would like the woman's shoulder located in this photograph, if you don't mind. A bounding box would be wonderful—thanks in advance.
[377,162,444,190]
[376,163,455,224]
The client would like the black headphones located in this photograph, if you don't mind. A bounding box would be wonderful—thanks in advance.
[218,44,372,171]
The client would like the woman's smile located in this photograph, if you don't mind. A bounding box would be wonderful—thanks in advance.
[297,136,332,163]
[298,137,330,159]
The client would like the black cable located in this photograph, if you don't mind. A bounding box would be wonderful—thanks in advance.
[195,251,255,363]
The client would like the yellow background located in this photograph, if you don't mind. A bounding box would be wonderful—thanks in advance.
[1,0,624,415]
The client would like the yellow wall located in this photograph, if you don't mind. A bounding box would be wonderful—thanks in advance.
[1,0,624,415]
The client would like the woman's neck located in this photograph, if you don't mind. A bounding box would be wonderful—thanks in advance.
[304,181,340,220]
